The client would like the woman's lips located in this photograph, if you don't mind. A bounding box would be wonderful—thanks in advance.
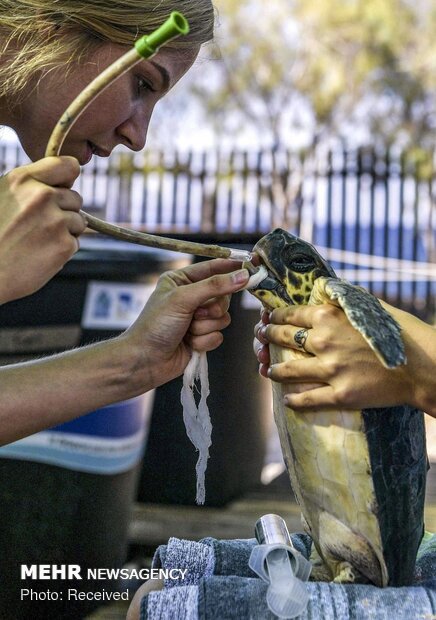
[80,142,111,165]
[93,144,111,157]
[80,141,94,165]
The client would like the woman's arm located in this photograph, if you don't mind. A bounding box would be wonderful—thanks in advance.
[254,302,436,416]
[0,259,249,445]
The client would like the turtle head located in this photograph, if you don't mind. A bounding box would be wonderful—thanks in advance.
[249,228,336,310]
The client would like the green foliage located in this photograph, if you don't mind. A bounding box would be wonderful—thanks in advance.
[190,0,436,148]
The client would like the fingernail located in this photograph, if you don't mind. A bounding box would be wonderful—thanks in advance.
[261,309,270,321]
[259,325,267,338]
[267,365,274,378]
[257,325,268,344]
[232,268,249,284]
[195,307,209,318]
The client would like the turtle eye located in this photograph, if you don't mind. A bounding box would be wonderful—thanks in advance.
[288,253,315,272]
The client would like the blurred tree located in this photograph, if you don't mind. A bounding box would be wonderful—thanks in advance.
[186,0,436,150]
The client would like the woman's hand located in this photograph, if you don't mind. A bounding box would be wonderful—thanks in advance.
[0,156,86,303]
[254,302,436,415]
[122,259,250,389]
[0,259,250,444]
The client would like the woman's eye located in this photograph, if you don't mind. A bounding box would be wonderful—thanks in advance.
[136,77,155,96]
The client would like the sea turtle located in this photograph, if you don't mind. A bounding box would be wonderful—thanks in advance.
[246,228,428,587]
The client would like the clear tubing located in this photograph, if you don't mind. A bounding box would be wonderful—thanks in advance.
[227,248,253,262]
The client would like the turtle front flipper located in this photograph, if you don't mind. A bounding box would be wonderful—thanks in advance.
[310,277,406,368]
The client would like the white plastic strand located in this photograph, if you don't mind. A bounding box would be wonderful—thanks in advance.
[245,265,269,289]
[180,350,212,505]
[179,265,268,505]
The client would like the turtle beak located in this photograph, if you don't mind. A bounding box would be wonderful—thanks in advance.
[251,246,276,278]
[244,250,293,303]
[246,244,294,307]
[249,251,262,267]
[243,252,262,276]
[243,249,274,280]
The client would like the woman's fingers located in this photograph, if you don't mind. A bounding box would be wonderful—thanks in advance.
[63,211,88,236]
[254,337,269,361]
[255,323,315,354]
[18,156,81,188]
[172,259,246,286]
[184,330,224,352]
[55,187,83,211]
[269,305,316,328]
[284,385,342,411]
[187,309,232,352]
[175,271,249,313]
[194,294,231,319]
[267,357,327,382]
[260,308,270,324]
[188,313,231,337]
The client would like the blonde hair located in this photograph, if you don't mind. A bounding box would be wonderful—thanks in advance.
[0,0,214,100]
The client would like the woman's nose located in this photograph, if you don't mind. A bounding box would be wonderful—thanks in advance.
[116,105,151,151]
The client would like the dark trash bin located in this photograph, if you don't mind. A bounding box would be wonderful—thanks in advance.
[137,237,273,507]
[0,237,188,620]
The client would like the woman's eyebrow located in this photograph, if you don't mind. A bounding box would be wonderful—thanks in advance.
[149,60,170,91]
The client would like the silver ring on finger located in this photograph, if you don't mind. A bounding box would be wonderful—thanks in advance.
[294,328,309,351]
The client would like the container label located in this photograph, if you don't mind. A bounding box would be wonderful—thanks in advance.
[0,393,154,474]
[82,281,156,330]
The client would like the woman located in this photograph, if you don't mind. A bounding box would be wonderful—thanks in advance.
[0,0,251,444]
[254,300,435,416]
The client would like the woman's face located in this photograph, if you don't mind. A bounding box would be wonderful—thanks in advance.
[9,42,199,163]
